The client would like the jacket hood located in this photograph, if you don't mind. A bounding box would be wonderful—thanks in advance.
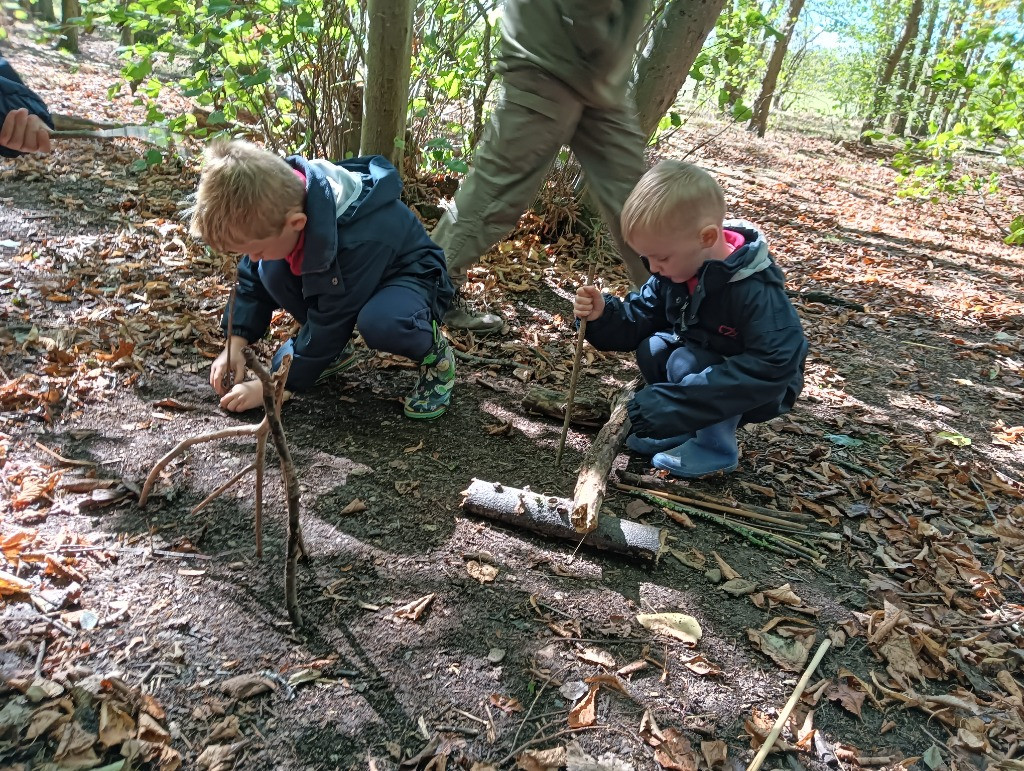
[720,220,774,283]
[286,154,405,274]
[287,154,403,224]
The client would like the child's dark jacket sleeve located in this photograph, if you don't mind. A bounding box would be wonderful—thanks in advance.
[0,55,54,159]
[627,281,807,438]
[583,280,671,351]
[223,255,277,342]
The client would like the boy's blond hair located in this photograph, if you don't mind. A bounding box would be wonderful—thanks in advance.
[621,160,726,242]
[189,140,306,252]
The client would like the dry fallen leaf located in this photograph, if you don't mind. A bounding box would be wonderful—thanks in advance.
[700,739,728,770]
[681,653,722,677]
[489,693,523,714]
[394,593,435,622]
[576,647,616,668]
[466,560,498,583]
[340,498,367,515]
[654,728,699,771]
[219,673,275,700]
[636,613,703,645]
[98,701,136,748]
[747,621,816,672]
[567,684,598,728]
[516,745,566,771]
[825,678,867,718]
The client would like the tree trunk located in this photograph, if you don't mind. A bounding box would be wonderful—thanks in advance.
[772,41,809,111]
[859,0,924,141]
[747,0,806,137]
[59,0,80,53]
[35,0,56,21]
[910,2,963,136]
[939,44,983,133]
[635,0,728,139]
[360,0,414,169]
[892,0,939,136]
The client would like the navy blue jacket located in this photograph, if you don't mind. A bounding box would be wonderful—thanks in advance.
[226,155,454,391]
[584,222,808,438]
[0,54,53,158]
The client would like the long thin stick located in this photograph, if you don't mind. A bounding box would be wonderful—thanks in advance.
[191,462,256,514]
[245,349,303,627]
[746,638,832,771]
[224,283,237,389]
[615,483,808,530]
[556,262,598,466]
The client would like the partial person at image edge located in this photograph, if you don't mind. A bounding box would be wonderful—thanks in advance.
[0,52,53,156]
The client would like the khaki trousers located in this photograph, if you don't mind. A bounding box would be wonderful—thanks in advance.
[431,67,649,288]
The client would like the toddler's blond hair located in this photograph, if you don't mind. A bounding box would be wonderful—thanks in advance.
[622,160,726,242]
[189,140,306,252]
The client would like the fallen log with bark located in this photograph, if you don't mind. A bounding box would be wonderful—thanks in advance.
[521,386,610,427]
[461,479,665,562]
[570,377,640,533]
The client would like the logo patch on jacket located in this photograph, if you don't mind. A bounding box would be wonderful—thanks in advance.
[718,325,738,338]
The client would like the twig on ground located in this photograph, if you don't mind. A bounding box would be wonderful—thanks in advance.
[615,482,809,530]
[452,348,535,372]
[510,665,566,753]
[138,422,267,507]
[747,638,831,771]
[498,725,605,767]
[620,486,824,560]
[191,462,256,514]
[786,289,865,312]
[34,441,96,467]
[617,472,814,521]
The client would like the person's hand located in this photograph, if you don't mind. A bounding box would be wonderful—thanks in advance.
[573,285,605,321]
[219,380,264,412]
[210,336,248,396]
[0,109,52,153]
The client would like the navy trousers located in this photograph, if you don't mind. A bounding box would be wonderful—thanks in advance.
[636,331,724,387]
[261,264,436,363]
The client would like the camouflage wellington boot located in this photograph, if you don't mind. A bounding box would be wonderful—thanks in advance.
[315,341,357,385]
[403,322,456,419]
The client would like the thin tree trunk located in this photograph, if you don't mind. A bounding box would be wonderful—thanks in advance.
[748,0,806,137]
[35,0,56,22]
[772,41,808,110]
[859,0,924,141]
[910,3,962,136]
[59,0,80,53]
[939,44,984,133]
[892,0,939,136]
[360,0,414,169]
[635,0,728,139]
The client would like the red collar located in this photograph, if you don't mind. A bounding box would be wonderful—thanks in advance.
[286,170,307,275]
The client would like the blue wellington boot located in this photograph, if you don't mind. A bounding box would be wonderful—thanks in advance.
[626,432,694,457]
[652,415,741,479]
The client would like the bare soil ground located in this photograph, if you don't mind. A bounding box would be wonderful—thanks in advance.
[2,23,1023,771]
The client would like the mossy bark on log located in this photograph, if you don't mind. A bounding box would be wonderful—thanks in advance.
[461,479,665,563]
[521,387,610,427]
